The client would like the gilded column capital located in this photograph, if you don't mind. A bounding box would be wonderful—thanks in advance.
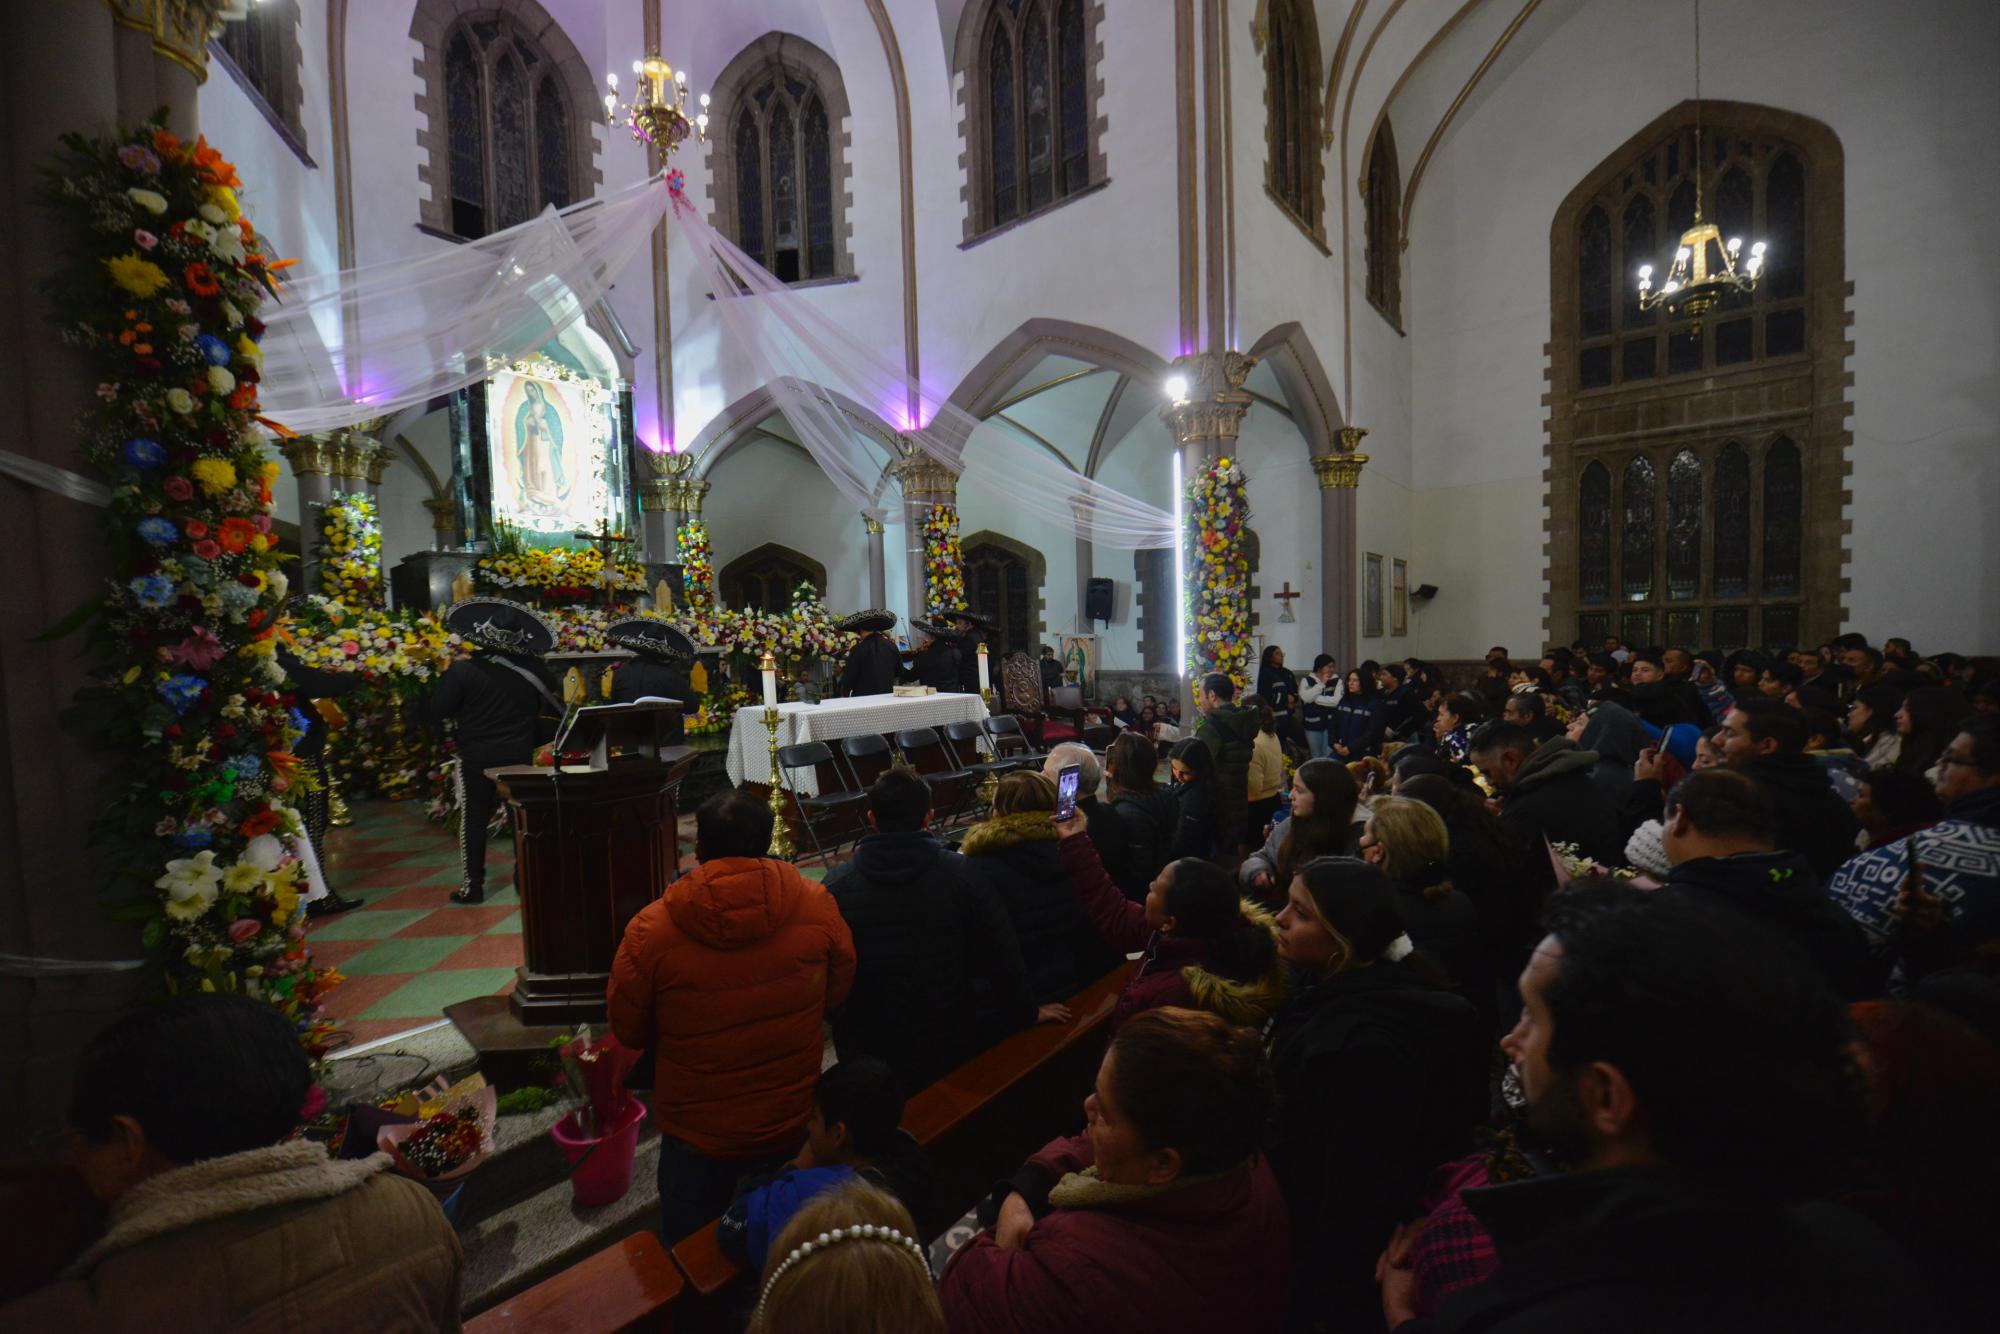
[646,447,695,482]
[891,444,960,504]
[106,0,228,83]
[278,436,338,477]
[1160,350,1258,446]
[639,478,677,514]
[1312,426,1371,490]
[421,497,458,546]
[682,479,711,518]
[862,516,885,536]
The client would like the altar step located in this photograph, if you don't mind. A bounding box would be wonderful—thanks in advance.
[456,1103,663,1318]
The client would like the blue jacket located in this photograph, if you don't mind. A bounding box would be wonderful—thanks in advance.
[719,1165,857,1271]
[1332,694,1387,756]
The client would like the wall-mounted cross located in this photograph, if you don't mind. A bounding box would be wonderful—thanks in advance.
[1273,580,1301,623]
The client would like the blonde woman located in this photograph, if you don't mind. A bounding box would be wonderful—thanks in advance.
[961,771,1119,1004]
[749,1178,943,1334]
[1359,796,1490,1023]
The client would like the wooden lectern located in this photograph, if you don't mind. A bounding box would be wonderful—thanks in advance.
[445,701,694,1081]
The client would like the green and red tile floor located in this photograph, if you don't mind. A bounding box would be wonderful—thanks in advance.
[311,798,826,1048]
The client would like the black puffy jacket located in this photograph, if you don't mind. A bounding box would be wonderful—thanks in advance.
[960,814,1121,1004]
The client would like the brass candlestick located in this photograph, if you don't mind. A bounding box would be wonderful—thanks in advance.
[763,703,795,860]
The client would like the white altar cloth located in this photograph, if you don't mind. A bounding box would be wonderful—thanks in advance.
[726,692,991,793]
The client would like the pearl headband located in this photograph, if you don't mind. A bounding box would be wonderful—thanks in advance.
[755,1223,931,1320]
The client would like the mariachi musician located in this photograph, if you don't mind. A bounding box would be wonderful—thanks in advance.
[834,609,901,697]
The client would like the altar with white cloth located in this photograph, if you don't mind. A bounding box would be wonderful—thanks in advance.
[726,692,992,793]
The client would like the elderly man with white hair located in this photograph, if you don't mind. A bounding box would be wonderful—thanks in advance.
[1042,743,1143,900]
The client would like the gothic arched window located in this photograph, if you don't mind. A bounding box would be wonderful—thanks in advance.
[1264,0,1325,244]
[1363,121,1401,324]
[213,0,307,156]
[707,35,854,284]
[958,0,1106,240]
[412,1,599,241]
[721,544,827,613]
[1548,103,1848,650]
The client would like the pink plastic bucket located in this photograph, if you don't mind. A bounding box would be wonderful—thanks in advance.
[550,1096,648,1207]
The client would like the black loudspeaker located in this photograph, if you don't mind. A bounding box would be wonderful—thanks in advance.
[1413,583,1439,601]
[1085,577,1115,622]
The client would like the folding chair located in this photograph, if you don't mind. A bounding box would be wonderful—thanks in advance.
[983,714,1045,769]
[776,741,869,864]
[895,727,978,825]
[839,732,897,790]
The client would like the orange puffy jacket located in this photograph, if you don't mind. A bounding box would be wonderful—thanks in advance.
[607,856,856,1158]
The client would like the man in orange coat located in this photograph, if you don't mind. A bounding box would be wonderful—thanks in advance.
[608,788,856,1241]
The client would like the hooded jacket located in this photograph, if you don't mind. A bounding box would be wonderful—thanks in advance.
[939,1134,1291,1334]
[1499,739,1625,894]
[1656,851,1885,1000]
[1267,965,1488,1328]
[1198,701,1264,833]
[823,830,1038,1092]
[962,813,1121,1004]
[717,1130,934,1272]
[1579,703,1650,822]
[1056,832,1287,1031]
[1424,1168,1950,1333]
[1737,753,1863,880]
[1109,788,1173,889]
[607,856,855,1157]
[0,1141,461,1334]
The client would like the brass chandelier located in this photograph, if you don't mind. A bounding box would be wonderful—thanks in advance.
[1635,0,1765,325]
[603,56,708,152]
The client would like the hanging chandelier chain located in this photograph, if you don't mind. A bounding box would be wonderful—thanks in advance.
[1693,0,1704,217]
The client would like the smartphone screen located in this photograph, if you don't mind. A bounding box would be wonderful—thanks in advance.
[1054,763,1081,823]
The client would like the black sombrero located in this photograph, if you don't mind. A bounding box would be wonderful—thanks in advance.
[443,597,556,657]
[909,618,955,639]
[607,617,696,662]
[838,609,898,634]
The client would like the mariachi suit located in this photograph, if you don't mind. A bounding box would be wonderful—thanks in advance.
[425,652,557,895]
[609,656,692,741]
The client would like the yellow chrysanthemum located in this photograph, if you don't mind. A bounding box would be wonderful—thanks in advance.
[190,457,238,496]
[105,252,170,298]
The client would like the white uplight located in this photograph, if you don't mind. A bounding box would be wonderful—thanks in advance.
[1164,374,1189,403]
[1172,451,1187,685]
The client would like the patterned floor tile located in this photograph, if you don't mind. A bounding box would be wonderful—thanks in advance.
[308,907,433,942]
[393,903,517,937]
[485,912,523,935]
[320,972,416,1018]
[361,968,521,1020]
[341,934,475,977]
[434,934,533,971]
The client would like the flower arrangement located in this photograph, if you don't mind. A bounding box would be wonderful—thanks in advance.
[317,491,383,609]
[477,544,644,600]
[1186,456,1251,686]
[677,520,714,609]
[921,504,966,619]
[44,117,338,1051]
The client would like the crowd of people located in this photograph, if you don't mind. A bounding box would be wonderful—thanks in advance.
[9,632,1998,1333]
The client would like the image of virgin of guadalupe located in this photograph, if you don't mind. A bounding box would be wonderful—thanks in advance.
[514,380,569,515]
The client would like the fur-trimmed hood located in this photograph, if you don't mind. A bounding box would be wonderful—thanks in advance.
[70,1139,392,1276]
[1180,897,1288,1027]
[961,810,1059,858]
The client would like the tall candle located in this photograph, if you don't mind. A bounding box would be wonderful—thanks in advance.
[976,643,990,692]
[760,652,778,709]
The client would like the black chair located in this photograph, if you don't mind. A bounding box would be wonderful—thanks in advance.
[942,719,1015,820]
[776,741,869,864]
[1080,723,1119,753]
[840,732,897,790]
[983,714,1044,769]
[895,727,978,824]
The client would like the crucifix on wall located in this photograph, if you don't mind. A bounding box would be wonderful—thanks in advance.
[1273,580,1302,624]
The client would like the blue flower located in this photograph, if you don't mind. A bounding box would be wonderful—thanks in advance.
[122,437,164,470]
[172,826,213,851]
[223,753,262,780]
[195,334,233,367]
[136,516,179,546]
[130,574,176,608]
[157,674,206,715]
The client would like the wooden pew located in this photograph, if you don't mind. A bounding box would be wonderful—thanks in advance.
[472,960,1135,1334]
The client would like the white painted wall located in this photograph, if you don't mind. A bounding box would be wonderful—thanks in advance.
[1404,0,2000,653]
[704,434,876,612]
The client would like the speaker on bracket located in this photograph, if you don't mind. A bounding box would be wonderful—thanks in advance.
[1085,577,1115,623]
[1413,583,1439,602]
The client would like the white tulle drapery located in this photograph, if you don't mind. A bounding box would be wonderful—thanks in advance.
[666,186,1177,548]
[251,172,1176,546]
[254,178,671,436]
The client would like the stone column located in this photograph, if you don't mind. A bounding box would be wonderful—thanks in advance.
[891,447,959,626]
[863,516,887,610]
[1070,498,1094,633]
[1159,351,1256,714]
[1310,427,1370,668]
[279,437,338,595]
[639,448,691,566]
[0,0,218,1150]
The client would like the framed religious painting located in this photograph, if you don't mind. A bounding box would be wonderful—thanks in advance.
[485,358,618,537]
[1364,553,1384,639]
[1391,559,1409,636]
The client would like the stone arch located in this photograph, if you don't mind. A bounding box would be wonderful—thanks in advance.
[949,317,1172,418]
[685,383,901,485]
[960,528,1048,654]
[409,0,604,238]
[719,542,827,612]
[1246,321,1345,456]
[703,31,858,283]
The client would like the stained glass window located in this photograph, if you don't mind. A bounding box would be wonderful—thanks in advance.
[1762,437,1802,597]
[989,24,1017,224]
[1622,456,1656,602]
[1059,0,1088,191]
[735,108,764,266]
[1666,610,1702,649]
[1023,4,1053,213]
[1622,193,1655,327]
[1766,153,1806,300]
[1762,606,1800,649]
[536,75,568,211]
[1666,449,1703,600]
[1622,611,1655,646]
[1365,125,1401,322]
[1579,461,1611,603]
[804,99,834,277]
[445,35,486,237]
[490,57,531,230]
[1578,612,1609,645]
[218,1,297,138]
[1712,607,1749,649]
[1713,442,1750,598]
[770,103,799,282]
[1265,0,1322,237]
[1579,206,1612,339]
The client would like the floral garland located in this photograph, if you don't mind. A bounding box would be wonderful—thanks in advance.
[677,520,714,609]
[318,491,382,608]
[1186,456,1251,685]
[45,119,339,1051]
[921,504,966,619]
[477,544,644,598]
